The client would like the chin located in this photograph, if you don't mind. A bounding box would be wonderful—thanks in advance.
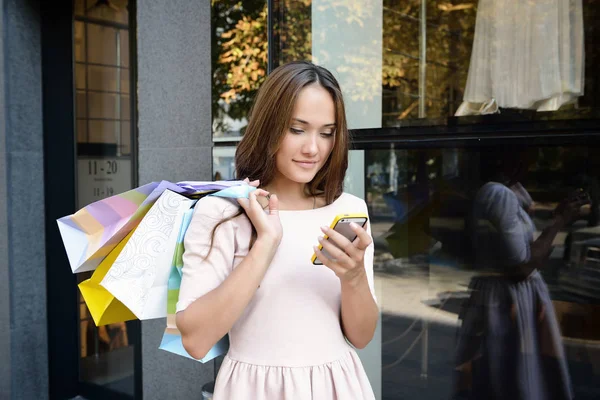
[295,174,317,184]
[285,170,318,184]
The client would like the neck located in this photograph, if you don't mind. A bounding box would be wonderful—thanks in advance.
[264,178,313,209]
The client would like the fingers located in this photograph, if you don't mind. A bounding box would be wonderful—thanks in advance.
[237,188,269,212]
[243,177,260,187]
[312,246,346,276]
[248,189,269,212]
[319,225,358,259]
[250,188,269,198]
[320,223,372,255]
[574,198,591,208]
[317,236,352,265]
[566,188,591,205]
[567,196,591,211]
[349,222,373,251]
[267,194,279,216]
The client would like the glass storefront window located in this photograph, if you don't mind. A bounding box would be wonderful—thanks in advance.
[273,0,312,65]
[76,0,129,24]
[212,0,268,139]
[272,0,600,131]
[74,0,135,396]
[362,143,600,399]
[213,146,237,180]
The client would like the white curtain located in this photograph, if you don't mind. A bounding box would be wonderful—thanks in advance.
[455,0,584,116]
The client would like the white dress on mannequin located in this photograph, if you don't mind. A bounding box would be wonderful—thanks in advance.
[455,0,584,116]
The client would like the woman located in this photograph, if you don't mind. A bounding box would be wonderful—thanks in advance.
[453,148,589,400]
[175,61,379,399]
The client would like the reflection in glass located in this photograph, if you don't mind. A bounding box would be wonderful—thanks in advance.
[75,64,86,90]
[74,1,134,396]
[87,23,119,65]
[87,92,118,120]
[76,120,87,144]
[88,120,117,143]
[454,148,581,399]
[275,0,312,65]
[88,65,119,92]
[274,0,600,128]
[74,21,86,62]
[213,147,237,180]
[455,0,584,116]
[76,92,87,119]
[212,0,268,138]
[84,0,129,24]
[365,146,600,399]
[77,272,132,392]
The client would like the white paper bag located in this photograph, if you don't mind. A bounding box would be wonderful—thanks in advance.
[100,189,196,320]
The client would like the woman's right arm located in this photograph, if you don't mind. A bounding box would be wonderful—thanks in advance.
[176,189,281,360]
[480,184,588,279]
[176,235,278,360]
[515,195,590,276]
[510,216,566,279]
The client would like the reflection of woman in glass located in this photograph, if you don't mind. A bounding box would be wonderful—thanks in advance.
[453,148,588,400]
[175,62,378,399]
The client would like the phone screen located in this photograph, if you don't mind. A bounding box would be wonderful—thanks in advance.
[313,217,368,265]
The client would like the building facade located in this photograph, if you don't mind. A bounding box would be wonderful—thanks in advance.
[2,0,600,399]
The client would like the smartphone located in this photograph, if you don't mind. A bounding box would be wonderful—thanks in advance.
[311,213,369,265]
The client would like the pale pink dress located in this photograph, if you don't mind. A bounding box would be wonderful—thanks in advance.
[176,192,377,400]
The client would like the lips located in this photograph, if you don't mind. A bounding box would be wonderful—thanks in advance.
[293,160,318,169]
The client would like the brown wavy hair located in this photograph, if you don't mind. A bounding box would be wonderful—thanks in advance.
[235,60,349,203]
[206,61,350,258]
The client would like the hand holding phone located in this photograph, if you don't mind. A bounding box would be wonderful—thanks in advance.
[555,188,592,224]
[571,188,591,204]
[311,213,369,265]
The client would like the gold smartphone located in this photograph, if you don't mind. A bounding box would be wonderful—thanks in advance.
[311,213,369,265]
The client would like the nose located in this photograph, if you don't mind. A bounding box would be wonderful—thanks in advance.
[302,133,318,155]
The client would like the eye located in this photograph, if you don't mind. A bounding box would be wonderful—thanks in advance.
[320,132,334,137]
[289,127,304,134]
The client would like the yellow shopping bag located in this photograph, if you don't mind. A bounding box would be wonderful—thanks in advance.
[78,229,137,326]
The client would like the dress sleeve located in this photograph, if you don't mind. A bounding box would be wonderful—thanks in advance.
[176,197,239,313]
[476,183,531,266]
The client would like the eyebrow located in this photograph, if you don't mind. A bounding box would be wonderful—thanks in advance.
[292,118,336,128]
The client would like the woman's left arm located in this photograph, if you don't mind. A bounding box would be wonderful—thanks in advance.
[313,223,379,349]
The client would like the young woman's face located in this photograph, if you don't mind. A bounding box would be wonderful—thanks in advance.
[274,84,336,186]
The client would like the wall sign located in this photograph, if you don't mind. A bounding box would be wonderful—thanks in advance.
[77,157,132,208]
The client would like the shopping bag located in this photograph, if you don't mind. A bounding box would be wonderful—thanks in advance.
[158,206,230,363]
[99,189,196,320]
[57,180,241,273]
[74,182,256,327]
[157,185,258,362]
[78,229,138,326]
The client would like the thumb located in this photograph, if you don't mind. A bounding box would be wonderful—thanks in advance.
[268,194,279,216]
